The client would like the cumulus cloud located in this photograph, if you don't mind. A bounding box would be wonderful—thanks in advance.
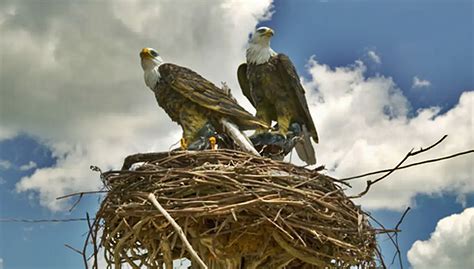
[303,57,473,210]
[367,50,381,64]
[0,160,12,170]
[1,0,472,213]
[407,207,474,268]
[412,76,431,88]
[19,161,37,171]
[1,0,272,210]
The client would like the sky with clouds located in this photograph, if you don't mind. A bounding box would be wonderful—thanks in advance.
[0,0,473,268]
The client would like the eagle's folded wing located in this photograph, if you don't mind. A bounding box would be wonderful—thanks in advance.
[275,54,319,143]
[160,64,268,130]
[237,63,256,108]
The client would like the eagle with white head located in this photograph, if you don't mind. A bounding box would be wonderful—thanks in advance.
[237,27,319,165]
[140,48,268,154]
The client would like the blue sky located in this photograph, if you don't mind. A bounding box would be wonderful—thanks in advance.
[266,0,473,111]
[0,1,473,268]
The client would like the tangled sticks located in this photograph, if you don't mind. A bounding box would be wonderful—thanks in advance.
[90,150,380,268]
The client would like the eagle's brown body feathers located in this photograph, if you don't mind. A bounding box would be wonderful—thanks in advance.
[238,54,318,164]
[155,63,268,143]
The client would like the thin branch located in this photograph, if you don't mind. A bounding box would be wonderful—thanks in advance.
[82,212,94,269]
[68,193,83,212]
[65,244,83,256]
[416,134,448,152]
[86,213,99,269]
[391,207,411,268]
[0,217,93,223]
[56,190,108,200]
[341,149,473,181]
[145,192,208,269]
[349,135,449,198]
[395,207,411,230]
[374,246,387,269]
[365,213,398,251]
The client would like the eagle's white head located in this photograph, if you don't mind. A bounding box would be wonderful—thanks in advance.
[247,27,277,65]
[140,47,163,90]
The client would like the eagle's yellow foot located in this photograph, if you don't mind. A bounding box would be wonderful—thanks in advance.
[279,130,288,139]
[253,128,269,135]
[180,138,188,150]
[209,136,217,150]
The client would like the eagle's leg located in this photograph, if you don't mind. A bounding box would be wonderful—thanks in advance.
[275,105,292,137]
[179,107,209,150]
[180,138,188,150]
[254,103,273,134]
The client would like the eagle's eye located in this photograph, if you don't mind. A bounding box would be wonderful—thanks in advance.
[150,50,159,57]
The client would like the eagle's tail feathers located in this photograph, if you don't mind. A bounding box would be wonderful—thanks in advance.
[220,118,260,156]
[294,124,317,165]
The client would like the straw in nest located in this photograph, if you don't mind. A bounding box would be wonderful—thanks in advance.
[89,149,380,268]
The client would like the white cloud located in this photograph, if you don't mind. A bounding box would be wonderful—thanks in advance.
[407,207,474,268]
[0,127,16,141]
[1,0,472,213]
[0,0,272,210]
[0,258,3,269]
[0,160,12,170]
[0,176,5,185]
[303,57,473,210]
[412,76,431,88]
[19,161,37,171]
[367,50,381,64]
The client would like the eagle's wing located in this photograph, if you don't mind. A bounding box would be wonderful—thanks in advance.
[237,63,256,108]
[159,64,267,129]
[275,54,319,143]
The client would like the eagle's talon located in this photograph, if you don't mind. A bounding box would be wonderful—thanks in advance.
[209,136,217,150]
[180,138,188,150]
[253,128,268,135]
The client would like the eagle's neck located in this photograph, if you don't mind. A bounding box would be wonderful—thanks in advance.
[246,43,276,65]
[144,65,161,90]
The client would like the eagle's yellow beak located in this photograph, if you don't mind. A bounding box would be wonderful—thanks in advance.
[140,48,151,59]
[264,28,274,37]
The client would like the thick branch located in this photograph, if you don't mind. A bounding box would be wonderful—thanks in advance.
[146,193,208,269]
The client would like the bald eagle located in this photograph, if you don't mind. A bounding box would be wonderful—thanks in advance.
[140,48,268,155]
[237,27,319,165]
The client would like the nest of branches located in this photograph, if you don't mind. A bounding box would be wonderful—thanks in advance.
[89,149,380,268]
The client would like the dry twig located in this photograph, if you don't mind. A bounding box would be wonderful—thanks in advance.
[146,193,208,269]
[341,149,473,181]
[85,149,380,268]
[349,135,449,198]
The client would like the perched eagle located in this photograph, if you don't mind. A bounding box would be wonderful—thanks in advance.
[237,27,319,165]
[140,48,268,155]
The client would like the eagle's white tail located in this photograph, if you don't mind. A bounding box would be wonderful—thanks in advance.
[220,118,260,156]
[294,124,316,165]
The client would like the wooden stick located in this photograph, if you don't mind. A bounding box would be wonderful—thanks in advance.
[349,135,451,198]
[146,193,208,269]
[220,118,260,156]
[341,149,473,181]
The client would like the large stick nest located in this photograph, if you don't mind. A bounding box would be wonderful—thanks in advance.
[91,150,379,268]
